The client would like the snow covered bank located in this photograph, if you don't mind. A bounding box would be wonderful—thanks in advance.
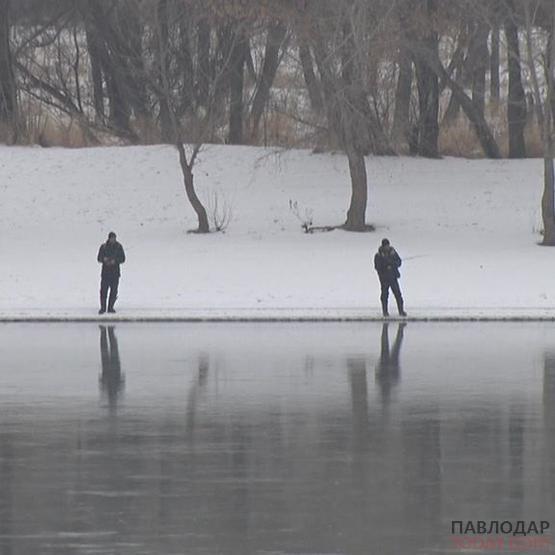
[0,144,551,319]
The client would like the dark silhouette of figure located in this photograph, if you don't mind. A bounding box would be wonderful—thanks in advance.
[375,322,405,406]
[99,325,124,410]
[97,231,125,314]
[374,238,406,317]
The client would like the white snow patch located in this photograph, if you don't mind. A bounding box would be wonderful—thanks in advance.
[0,144,549,318]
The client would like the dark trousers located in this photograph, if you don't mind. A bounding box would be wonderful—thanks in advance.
[100,275,119,311]
[379,275,404,314]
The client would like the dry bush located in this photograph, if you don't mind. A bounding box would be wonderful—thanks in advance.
[524,124,543,158]
[14,102,95,147]
[14,99,165,148]
[37,119,90,148]
[0,122,16,145]
[439,118,484,158]
[272,69,304,90]
[207,190,233,232]
[255,110,308,148]
[132,116,163,145]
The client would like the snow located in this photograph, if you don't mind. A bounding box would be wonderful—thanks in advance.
[0,144,552,320]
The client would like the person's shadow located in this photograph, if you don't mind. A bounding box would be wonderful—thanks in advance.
[99,325,125,411]
[375,322,405,407]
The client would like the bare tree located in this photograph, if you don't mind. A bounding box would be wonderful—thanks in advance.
[490,14,501,103]
[294,0,397,231]
[298,38,323,115]
[523,0,555,244]
[0,0,17,141]
[504,0,527,158]
[391,44,413,153]
[248,21,288,142]
[411,0,440,158]
[227,22,248,144]
[152,0,259,232]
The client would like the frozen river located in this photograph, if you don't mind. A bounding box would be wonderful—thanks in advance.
[1,322,555,555]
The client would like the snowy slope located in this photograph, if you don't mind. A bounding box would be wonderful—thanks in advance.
[0,144,551,318]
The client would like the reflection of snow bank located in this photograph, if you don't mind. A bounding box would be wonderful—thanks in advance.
[0,145,549,318]
[0,321,549,409]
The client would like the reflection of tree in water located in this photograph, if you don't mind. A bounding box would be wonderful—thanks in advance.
[0,434,13,555]
[544,352,555,425]
[543,352,555,507]
[375,322,405,407]
[401,402,441,551]
[183,353,251,554]
[99,325,124,411]
[185,352,209,439]
[348,356,369,451]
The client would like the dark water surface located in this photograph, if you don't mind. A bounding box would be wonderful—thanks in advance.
[1,322,555,555]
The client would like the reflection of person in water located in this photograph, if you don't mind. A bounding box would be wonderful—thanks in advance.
[375,322,405,405]
[186,353,209,438]
[99,325,124,409]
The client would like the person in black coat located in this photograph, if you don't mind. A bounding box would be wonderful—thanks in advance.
[97,231,126,314]
[374,238,406,317]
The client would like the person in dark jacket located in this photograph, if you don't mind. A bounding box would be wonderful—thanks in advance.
[97,232,126,314]
[374,238,406,317]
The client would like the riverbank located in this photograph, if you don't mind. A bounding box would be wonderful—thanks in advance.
[2,308,555,322]
[1,144,551,319]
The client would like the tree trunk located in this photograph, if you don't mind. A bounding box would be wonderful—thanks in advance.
[471,23,489,118]
[392,47,412,153]
[105,62,131,134]
[227,27,246,144]
[490,24,500,103]
[505,0,527,158]
[0,0,17,140]
[543,156,555,244]
[120,2,149,120]
[443,86,461,125]
[196,19,210,107]
[419,44,501,159]
[443,57,464,125]
[178,18,195,116]
[542,5,555,245]
[413,1,440,158]
[88,0,149,140]
[311,19,371,231]
[176,142,209,233]
[88,0,132,137]
[156,0,172,143]
[442,66,501,158]
[344,147,368,231]
[298,41,323,114]
[249,22,287,141]
[414,56,439,157]
[82,4,104,121]
[340,20,393,156]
